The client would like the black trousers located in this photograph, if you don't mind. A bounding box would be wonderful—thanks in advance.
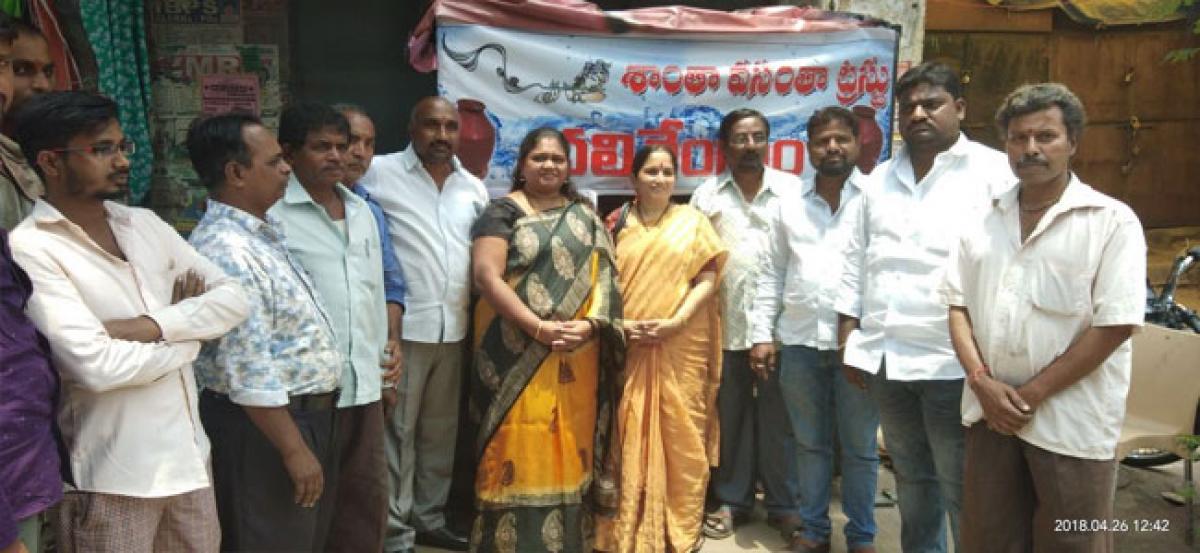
[200,391,338,553]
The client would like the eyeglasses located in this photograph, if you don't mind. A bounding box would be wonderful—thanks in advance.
[51,140,136,158]
[729,132,768,146]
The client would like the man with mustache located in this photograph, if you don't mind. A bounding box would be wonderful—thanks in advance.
[269,101,395,551]
[0,14,45,231]
[359,96,487,553]
[834,62,1012,553]
[750,106,878,553]
[0,15,60,553]
[946,83,1144,552]
[187,112,343,552]
[690,108,802,543]
[334,103,408,408]
[8,91,250,551]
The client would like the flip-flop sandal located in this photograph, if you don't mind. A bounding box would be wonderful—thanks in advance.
[702,507,734,539]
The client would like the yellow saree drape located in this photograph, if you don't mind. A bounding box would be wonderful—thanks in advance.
[600,204,727,553]
[470,201,624,553]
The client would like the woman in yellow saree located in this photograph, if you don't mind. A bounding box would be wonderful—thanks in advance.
[597,145,727,553]
[469,128,624,553]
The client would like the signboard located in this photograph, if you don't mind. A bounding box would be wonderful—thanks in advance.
[437,23,899,196]
[201,73,261,115]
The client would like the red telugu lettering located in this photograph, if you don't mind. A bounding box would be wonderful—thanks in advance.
[683,66,720,97]
[770,140,806,175]
[563,128,589,176]
[620,64,661,96]
[591,132,634,176]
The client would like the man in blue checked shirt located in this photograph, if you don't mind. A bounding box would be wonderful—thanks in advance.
[187,112,343,552]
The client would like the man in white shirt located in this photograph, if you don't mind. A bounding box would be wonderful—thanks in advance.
[9,91,249,551]
[834,62,1012,553]
[750,107,877,553]
[945,83,1145,552]
[361,96,487,553]
[690,108,802,541]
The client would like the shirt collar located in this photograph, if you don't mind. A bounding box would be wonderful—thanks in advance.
[800,168,865,198]
[31,198,132,225]
[204,199,284,238]
[717,167,785,199]
[891,133,972,184]
[348,182,370,201]
[282,175,355,206]
[401,144,466,174]
[994,173,1102,214]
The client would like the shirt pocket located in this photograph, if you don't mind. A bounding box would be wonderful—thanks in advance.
[1030,261,1089,318]
[351,236,382,293]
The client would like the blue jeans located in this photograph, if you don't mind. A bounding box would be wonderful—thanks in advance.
[867,362,965,553]
[780,345,879,549]
[710,349,801,518]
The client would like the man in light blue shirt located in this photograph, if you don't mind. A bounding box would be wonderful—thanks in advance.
[270,102,395,553]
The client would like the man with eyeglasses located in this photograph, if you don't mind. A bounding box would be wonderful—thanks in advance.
[269,101,393,551]
[690,108,802,545]
[0,14,44,232]
[7,90,249,551]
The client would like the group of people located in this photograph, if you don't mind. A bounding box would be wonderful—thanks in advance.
[0,9,1146,551]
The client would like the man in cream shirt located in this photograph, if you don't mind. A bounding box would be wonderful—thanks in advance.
[946,83,1144,552]
[690,108,802,542]
[361,96,487,553]
[9,91,248,550]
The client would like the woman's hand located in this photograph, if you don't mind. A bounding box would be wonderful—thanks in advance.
[534,319,594,351]
[625,318,682,345]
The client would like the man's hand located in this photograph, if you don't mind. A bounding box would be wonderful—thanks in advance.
[171,270,207,304]
[841,364,869,390]
[749,342,776,381]
[381,387,399,417]
[282,445,324,508]
[103,315,163,343]
[381,340,403,383]
[971,375,1033,435]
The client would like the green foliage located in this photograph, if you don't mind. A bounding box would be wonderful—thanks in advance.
[1164,0,1200,63]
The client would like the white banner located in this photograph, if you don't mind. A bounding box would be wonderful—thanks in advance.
[437,22,899,195]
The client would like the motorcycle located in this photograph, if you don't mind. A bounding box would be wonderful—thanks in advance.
[1121,246,1200,467]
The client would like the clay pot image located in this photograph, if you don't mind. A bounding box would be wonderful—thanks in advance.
[853,105,884,174]
[456,99,495,179]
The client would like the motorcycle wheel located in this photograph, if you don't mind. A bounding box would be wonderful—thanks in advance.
[1121,448,1182,468]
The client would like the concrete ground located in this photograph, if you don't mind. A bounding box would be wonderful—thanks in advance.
[419,459,1200,552]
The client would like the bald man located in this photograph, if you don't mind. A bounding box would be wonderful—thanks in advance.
[358,97,488,553]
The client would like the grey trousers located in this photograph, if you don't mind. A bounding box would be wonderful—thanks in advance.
[384,340,463,551]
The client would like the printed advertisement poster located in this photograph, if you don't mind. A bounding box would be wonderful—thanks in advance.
[437,23,899,196]
[201,73,261,116]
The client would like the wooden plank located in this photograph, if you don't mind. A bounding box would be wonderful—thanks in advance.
[926,0,1053,32]
[1073,121,1200,229]
[925,32,1050,149]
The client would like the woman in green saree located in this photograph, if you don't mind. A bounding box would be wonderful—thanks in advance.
[469,127,624,552]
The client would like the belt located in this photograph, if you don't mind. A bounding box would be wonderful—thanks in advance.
[202,389,340,412]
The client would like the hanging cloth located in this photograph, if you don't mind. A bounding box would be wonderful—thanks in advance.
[0,0,21,18]
[30,0,84,90]
[79,0,154,204]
